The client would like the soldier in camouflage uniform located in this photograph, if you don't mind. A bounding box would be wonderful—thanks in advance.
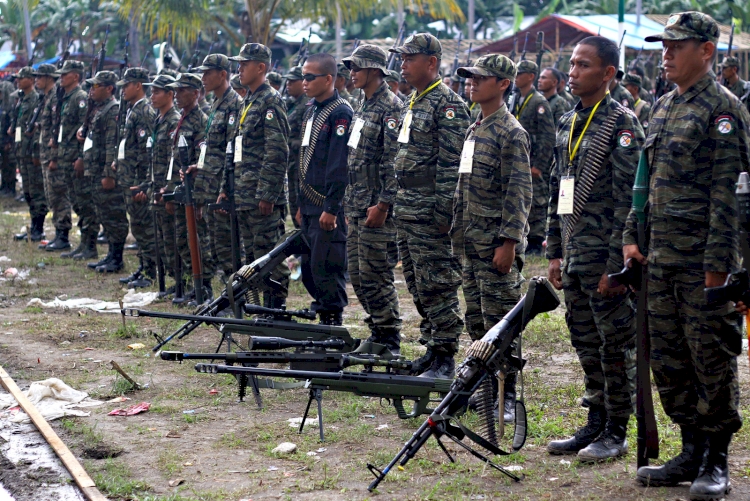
[266,71,283,91]
[623,73,652,129]
[342,44,404,353]
[166,73,214,305]
[513,60,555,255]
[43,60,88,252]
[719,56,750,107]
[231,74,248,99]
[335,63,359,108]
[0,79,17,196]
[283,65,306,228]
[224,43,290,308]
[389,33,469,378]
[33,65,58,242]
[115,68,157,286]
[144,74,180,290]
[609,72,635,110]
[538,67,570,124]
[626,14,746,498]
[628,65,654,105]
[454,54,532,415]
[194,54,243,277]
[385,70,405,103]
[546,36,642,462]
[78,71,128,273]
[10,67,45,241]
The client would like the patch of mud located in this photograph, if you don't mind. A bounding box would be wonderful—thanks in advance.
[82,444,122,459]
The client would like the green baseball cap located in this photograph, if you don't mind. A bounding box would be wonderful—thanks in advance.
[230,74,248,90]
[166,72,203,90]
[195,54,231,72]
[516,60,538,75]
[15,67,34,79]
[33,63,58,78]
[55,60,85,76]
[267,71,283,85]
[389,33,442,58]
[721,56,740,68]
[143,74,176,89]
[336,63,350,80]
[117,67,150,86]
[284,66,303,81]
[342,44,389,75]
[385,69,401,83]
[457,54,517,81]
[86,70,118,87]
[644,12,719,43]
[229,43,272,64]
[622,73,642,88]
[158,68,180,78]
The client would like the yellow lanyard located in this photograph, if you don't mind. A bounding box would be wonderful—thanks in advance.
[239,101,253,126]
[409,79,442,110]
[567,93,607,167]
[514,92,533,119]
[634,98,642,108]
[469,102,476,111]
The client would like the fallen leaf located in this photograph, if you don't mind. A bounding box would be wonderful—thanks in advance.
[165,430,181,438]
[183,462,193,466]
[168,478,184,487]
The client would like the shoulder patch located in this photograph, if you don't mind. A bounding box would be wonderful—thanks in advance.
[622,99,629,107]
[335,118,348,136]
[643,120,649,129]
[138,128,145,138]
[169,130,176,140]
[336,124,346,136]
[198,140,206,149]
[385,117,397,130]
[617,130,634,148]
[228,114,236,125]
[79,100,86,108]
[265,109,275,121]
[715,114,735,135]
[444,106,456,120]
[537,104,546,114]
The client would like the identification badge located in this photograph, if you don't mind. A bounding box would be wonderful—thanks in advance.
[301,118,313,147]
[557,176,575,215]
[57,126,63,143]
[167,157,174,181]
[458,140,475,174]
[146,137,153,149]
[234,135,243,163]
[14,127,21,143]
[117,139,126,160]
[83,136,93,152]
[347,118,365,149]
[197,143,207,169]
[397,110,412,144]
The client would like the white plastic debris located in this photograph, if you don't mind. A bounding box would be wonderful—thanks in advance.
[0,256,11,262]
[559,459,571,466]
[376,424,389,430]
[306,451,317,457]
[287,417,318,428]
[0,378,103,423]
[505,465,524,472]
[27,289,159,313]
[272,442,297,454]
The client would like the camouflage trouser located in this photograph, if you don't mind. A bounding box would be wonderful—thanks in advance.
[153,206,176,277]
[43,162,73,232]
[563,270,636,418]
[18,156,47,219]
[347,215,401,332]
[174,205,214,280]
[73,175,98,240]
[648,265,742,434]
[208,206,236,275]
[287,159,300,228]
[1,147,15,191]
[92,180,128,245]
[397,219,463,351]
[527,175,548,242]
[124,189,156,273]
[238,205,289,301]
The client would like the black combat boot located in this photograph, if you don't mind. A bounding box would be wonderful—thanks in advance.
[120,263,144,284]
[74,231,98,260]
[637,426,706,486]
[501,372,518,423]
[548,405,607,455]
[96,230,107,245]
[124,242,139,251]
[13,219,29,240]
[88,245,113,269]
[60,236,85,259]
[688,432,732,501]
[577,416,629,462]
[365,327,401,356]
[30,215,45,242]
[128,266,155,289]
[187,278,213,307]
[45,229,70,251]
[96,242,124,273]
[318,311,343,326]
[409,345,435,375]
[418,346,456,379]
[172,286,194,306]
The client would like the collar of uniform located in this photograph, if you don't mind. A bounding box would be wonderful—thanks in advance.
[573,91,612,115]
[475,102,508,129]
[521,85,537,100]
[249,81,270,98]
[366,82,389,104]
[314,89,341,108]
[94,96,115,106]
[674,71,715,104]
[63,85,81,99]
[211,85,234,113]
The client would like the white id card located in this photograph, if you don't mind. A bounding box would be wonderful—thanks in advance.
[117,139,126,160]
[197,143,207,169]
[347,118,365,149]
[234,136,243,163]
[166,157,174,181]
[83,136,93,152]
[57,126,63,143]
[301,118,313,147]
[397,110,412,144]
[14,127,21,143]
[458,140,475,174]
[557,176,575,215]
[146,137,153,149]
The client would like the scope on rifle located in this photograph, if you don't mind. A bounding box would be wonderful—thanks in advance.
[243,304,317,321]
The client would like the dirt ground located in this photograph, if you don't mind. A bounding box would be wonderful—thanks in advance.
[0,194,748,501]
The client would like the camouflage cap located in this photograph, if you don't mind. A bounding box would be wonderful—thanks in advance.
[342,44,388,74]
[229,43,272,64]
[284,66,303,81]
[86,70,118,87]
[389,33,442,58]
[33,63,58,78]
[116,67,150,86]
[230,74,248,89]
[644,12,719,43]
[166,72,203,89]
[516,60,538,75]
[385,69,401,83]
[336,62,350,80]
[267,71,283,85]
[158,68,180,78]
[622,73,642,87]
[194,54,231,72]
[55,60,85,75]
[457,54,517,81]
[143,74,176,90]
[15,66,34,79]
[721,55,740,68]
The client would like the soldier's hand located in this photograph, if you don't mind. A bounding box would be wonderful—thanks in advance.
[184,164,198,176]
[705,271,729,289]
[492,240,516,274]
[598,272,626,297]
[295,208,302,227]
[76,128,84,142]
[623,244,647,266]
[73,158,84,178]
[110,161,117,172]
[216,193,228,214]
[365,203,388,228]
[3,143,9,152]
[48,160,57,171]
[47,138,54,148]
[319,211,336,231]
[530,166,543,179]
[735,301,748,315]
[131,187,147,203]
[165,201,175,215]
[196,204,203,221]
[548,258,563,290]
[101,177,116,191]
[5,127,10,136]
[259,200,273,216]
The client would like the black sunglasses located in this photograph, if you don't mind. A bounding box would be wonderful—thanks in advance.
[302,73,329,81]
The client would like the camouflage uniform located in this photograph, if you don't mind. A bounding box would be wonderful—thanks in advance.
[514,60,555,250]
[547,93,642,423]
[37,68,59,234]
[719,56,750,108]
[198,95,211,115]
[228,44,290,306]
[342,45,404,349]
[611,82,635,110]
[0,80,16,194]
[283,66,306,227]
[389,34,469,352]
[116,68,157,275]
[623,74,652,130]
[266,71,283,89]
[547,92,568,125]
[337,63,359,108]
[194,55,243,275]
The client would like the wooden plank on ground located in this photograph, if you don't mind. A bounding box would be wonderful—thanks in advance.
[0,365,109,501]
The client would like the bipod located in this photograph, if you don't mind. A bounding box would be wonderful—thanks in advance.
[299,387,325,442]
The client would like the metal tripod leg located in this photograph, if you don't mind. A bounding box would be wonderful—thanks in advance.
[299,388,325,442]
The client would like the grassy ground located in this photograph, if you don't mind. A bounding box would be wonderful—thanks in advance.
[0,196,747,501]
